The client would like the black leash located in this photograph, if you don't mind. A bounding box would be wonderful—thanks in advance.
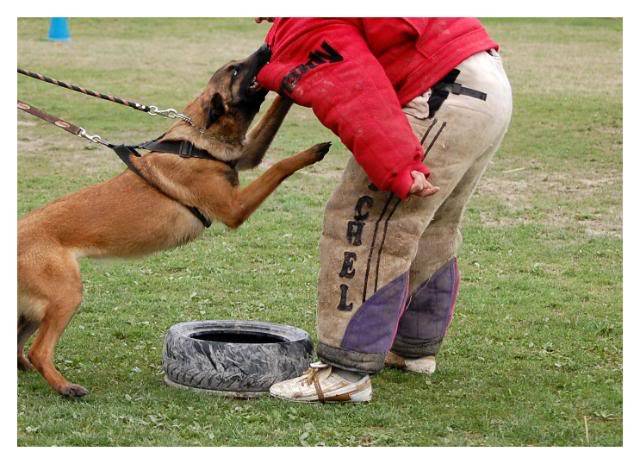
[17,99,213,228]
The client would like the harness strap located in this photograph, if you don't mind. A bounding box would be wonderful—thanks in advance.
[137,139,215,161]
[427,69,487,118]
[112,145,212,228]
[137,139,238,169]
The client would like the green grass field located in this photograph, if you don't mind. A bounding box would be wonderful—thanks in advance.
[17,18,622,446]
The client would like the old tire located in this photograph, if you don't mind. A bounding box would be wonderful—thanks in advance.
[163,320,313,397]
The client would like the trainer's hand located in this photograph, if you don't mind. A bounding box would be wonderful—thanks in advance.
[409,171,439,197]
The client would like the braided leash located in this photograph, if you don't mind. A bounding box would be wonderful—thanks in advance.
[17,67,194,125]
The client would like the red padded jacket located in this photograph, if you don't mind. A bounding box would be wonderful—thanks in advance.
[257,18,498,199]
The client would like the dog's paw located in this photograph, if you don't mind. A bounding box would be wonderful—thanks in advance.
[311,142,332,161]
[60,383,89,398]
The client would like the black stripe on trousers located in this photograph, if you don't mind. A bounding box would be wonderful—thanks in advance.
[362,194,394,303]
[369,120,448,294]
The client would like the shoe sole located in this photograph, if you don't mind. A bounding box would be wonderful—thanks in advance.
[269,387,373,403]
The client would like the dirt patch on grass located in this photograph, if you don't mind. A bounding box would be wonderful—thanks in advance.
[476,168,621,237]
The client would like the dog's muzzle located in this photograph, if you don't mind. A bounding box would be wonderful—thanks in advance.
[243,45,271,100]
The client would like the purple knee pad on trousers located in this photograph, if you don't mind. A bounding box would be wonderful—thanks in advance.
[391,257,460,358]
[340,272,409,354]
[318,272,410,374]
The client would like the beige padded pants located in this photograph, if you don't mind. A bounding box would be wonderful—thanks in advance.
[316,50,513,373]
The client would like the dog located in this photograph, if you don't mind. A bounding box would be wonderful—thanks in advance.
[17,45,330,397]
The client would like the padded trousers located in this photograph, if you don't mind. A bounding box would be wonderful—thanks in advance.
[316,50,513,373]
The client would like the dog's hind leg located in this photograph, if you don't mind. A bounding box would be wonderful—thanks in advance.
[29,298,86,397]
[18,315,40,371]
[26,253,87,397]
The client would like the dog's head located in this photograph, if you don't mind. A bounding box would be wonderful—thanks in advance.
[164,45,272,160]
[199,45,271,134]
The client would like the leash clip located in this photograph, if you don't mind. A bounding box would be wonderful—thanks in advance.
[148,105,193,124]
[78,128,107,145]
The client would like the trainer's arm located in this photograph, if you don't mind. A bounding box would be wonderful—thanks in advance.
[257,19,430,200]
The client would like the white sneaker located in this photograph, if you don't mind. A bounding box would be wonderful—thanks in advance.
[269,362,372,403]
[385,352,437,374]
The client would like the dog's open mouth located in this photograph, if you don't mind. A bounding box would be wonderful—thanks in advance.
[241,75,267,106]
[236,45,270,104]
[248,76,262,94]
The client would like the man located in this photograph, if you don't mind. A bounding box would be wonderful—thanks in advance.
[255,18,512,403]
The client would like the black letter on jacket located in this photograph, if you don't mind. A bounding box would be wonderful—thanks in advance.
[279,41,344,94]
[309,42,344,65]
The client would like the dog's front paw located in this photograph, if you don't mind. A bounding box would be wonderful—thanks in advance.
[311,142,332,161]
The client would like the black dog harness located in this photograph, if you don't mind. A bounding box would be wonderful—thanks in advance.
[17,68,227,229]
[17,97,228,228]
[112,137,240,228]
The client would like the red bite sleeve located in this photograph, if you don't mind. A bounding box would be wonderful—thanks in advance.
[257,19,429,199]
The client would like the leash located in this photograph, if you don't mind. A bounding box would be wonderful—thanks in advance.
[17,99,212,228]
[18,67,198,128]
[18,99,111,147]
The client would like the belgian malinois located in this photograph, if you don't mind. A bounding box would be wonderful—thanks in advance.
[18,45,330,397]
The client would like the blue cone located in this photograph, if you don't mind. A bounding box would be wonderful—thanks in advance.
[48,18,70,42]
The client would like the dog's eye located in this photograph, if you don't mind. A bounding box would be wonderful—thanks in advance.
[231,69,239,78]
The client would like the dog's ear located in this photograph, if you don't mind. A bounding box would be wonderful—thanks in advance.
[207,92,226,127]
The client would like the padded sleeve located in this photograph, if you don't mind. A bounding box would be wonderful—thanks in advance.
[257,20,429,199]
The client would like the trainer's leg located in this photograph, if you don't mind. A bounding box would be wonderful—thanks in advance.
[316,53,511,374]
[315,157,413,373]
[390,143,497,361]
[391,50,513,363]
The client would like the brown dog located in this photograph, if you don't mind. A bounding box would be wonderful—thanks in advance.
[17,46,330,397]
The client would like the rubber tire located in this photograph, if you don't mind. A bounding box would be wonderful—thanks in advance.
[163,320,313,395]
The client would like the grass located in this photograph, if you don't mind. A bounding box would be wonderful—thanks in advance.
[17,18,622,446]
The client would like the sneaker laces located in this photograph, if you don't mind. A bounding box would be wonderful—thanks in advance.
[303,362,330,402]
[302,362,330,386]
